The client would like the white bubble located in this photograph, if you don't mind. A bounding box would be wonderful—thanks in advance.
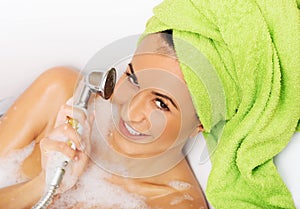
[49,162,149,209]
[0,98,149,208]
[168,180,191,191]
[170,193,194,206]
[48,98,149,208]
[0,141,35,188]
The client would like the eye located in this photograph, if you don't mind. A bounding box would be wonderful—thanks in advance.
[154,98,170,111]
[125,72,139,87]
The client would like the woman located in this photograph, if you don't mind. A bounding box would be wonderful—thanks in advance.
[0,32,208,208]
[1,0,299,208]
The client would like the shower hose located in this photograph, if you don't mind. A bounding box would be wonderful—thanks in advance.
[31,160,68,209]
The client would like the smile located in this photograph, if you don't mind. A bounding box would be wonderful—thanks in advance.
[119,119,150,140]
[124,122,143,136]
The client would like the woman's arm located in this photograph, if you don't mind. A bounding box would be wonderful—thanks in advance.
[0,67,82,208]
[0,107,92,209]
[0,67,80,156]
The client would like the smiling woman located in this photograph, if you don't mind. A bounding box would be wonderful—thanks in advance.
[109,34,201,157]
[0,31,208,208]
[1,0,298,208]
[84,32,208,206]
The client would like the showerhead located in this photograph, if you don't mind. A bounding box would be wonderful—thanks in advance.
[75,68,117,109]
[86,68,116,99]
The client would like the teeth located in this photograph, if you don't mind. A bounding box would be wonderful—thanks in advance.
[124,122,142,136]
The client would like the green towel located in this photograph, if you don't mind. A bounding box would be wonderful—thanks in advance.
[143,0,300,208]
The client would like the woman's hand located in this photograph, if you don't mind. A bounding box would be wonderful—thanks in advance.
[39,100,93,193]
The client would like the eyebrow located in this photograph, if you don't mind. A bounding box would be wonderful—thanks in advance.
[129,63,178,110]
[151,91,178,110]
[127,63,139,85]
[128,63,135,74]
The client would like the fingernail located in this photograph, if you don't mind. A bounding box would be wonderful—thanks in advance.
[66,97,74,105]
[77,123,84,135]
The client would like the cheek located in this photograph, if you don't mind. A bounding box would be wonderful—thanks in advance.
[148,110,167,137]
[111,77,124,102]
[111,77,135,105]
[150,110,181,141]
[164,117,181,139]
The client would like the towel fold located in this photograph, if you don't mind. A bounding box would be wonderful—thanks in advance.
[144,0,300,208]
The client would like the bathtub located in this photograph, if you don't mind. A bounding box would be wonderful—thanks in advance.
[0,1,299,208]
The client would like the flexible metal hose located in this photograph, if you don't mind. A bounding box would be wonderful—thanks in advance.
[31,163,67,209]
[31,185,56,209]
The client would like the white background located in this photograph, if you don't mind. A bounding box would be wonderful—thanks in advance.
[0,0,162,99]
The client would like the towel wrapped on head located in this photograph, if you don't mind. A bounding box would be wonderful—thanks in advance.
[143,0,300,208]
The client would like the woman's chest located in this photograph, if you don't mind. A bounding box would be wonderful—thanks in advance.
[49,163,149,209]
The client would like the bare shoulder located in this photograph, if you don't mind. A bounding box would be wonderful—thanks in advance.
[109,158,208,209]
[0,66,81,155]
[147,159,208,208]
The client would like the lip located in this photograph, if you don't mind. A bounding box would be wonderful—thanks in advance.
[118,119,150,141]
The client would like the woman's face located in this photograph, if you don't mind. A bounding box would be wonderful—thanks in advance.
[108,35,200,158]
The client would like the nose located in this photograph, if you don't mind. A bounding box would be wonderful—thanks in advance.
[122,92,151,130]
[125,92,146,121]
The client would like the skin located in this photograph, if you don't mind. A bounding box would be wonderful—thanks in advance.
[110,54,199,156]
[0,34,208,208]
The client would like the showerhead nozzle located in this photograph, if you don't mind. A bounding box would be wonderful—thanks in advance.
[87,68,116,99]
[75,68,117,109]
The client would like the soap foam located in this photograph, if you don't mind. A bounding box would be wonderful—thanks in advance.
[169,193,194,206]
[47,98,149,208]
[87,96,131,177]
[0,141,35,188]
[0,98,149,208]
[168,180,191,191]
[50,162,149,209]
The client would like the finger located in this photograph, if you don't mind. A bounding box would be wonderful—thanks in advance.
[65,97,74,106]
[64,108,93,140]
[40,137,77,160]
[48,124,86,151]
[55,104,87,128]
[68,105,88,129]
[55,104,71,127]
[62,104,87,124]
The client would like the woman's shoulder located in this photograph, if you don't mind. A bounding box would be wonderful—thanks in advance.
[145,158,208,208]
